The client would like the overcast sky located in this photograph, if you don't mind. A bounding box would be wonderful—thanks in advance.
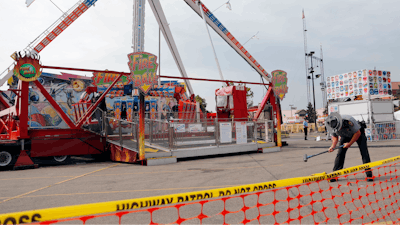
[1,0,399,112]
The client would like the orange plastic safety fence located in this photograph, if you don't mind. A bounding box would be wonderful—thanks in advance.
[32,162,400,224]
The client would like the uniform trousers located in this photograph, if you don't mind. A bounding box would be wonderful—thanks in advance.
[304,127,308,139]
[333,132,373,177]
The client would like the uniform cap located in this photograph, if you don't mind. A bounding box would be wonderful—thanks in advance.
[325,112,343,133]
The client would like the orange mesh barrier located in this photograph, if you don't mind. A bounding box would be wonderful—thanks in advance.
[16,161,400,224]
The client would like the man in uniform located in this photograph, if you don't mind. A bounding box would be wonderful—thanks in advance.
[303,119,308,140]
[325,112,373,182]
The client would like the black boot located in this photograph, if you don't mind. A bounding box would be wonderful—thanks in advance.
[366,169,373,182]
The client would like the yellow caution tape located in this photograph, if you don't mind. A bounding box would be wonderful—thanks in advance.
[1,155,399,224]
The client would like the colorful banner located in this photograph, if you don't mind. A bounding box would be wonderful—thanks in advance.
[326,70,392,100]
[366,123,397,141]
[127,99,134,122]
[114,100,121,120]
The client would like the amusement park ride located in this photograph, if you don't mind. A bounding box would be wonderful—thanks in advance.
[0,0,285,169]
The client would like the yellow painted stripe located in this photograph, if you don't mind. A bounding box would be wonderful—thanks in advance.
[0,164,119,204]
[0,176,75,181]
[0,164,283,181]
[145,148,158,153]
[0,185,241,200]
[0,156,399,223]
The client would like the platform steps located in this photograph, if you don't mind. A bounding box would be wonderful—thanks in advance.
[109,140,280,166]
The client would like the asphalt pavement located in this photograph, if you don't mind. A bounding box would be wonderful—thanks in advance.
[1,132,399,224]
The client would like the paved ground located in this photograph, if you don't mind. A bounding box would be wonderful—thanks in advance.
[1,132,400,224]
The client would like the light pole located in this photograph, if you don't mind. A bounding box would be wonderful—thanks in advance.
[289,104,294,117]
[243,31,259,46]
[306,51,320,131]
[213,0,231,13]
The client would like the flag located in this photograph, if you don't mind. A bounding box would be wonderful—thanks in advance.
[26,0,36,7]
[302,9,305,19]
[226,2,232,10]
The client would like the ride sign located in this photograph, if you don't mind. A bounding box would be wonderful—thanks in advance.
[13,55,42,82]
[271,70,288,101]
[92,72,130,87]
[128,52,159,94]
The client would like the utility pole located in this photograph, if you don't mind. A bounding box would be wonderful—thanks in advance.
[306,51,317,130]
[289,104,294,117]
[302,9,311,103]
[319,44,326,108]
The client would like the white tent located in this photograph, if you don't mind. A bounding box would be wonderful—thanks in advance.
[394,111,400,120]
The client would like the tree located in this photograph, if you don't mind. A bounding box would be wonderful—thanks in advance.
[245,86,254,107]
[195,95,207,113]
[306,102,317,123]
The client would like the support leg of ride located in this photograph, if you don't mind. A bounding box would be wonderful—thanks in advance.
[14,150,36,169]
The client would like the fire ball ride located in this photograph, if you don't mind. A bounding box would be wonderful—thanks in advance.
[0,0,286,169]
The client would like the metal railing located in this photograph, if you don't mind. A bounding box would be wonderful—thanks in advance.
[170,119,217,149]
[165,118,264,149]
[105,116,137,151]
[73,102,93,123]
[129,112,209,123]
[255,120,274,142]
[100,116,274,151]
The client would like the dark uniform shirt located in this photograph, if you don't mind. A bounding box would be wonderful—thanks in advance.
[331,115,360,138]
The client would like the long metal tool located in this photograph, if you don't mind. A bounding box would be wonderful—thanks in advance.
[303,145,344,162]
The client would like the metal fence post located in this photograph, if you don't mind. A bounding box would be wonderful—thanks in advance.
[268,121,272,142]
[149,120,153,144]
[134,120,136,139]
[136,122,140,151]
[253,122,257,142]
[105,119,108,141]
[168,121,174,149]
[102,110,106,136]
[215,118,219,147]
[119,120,122,148]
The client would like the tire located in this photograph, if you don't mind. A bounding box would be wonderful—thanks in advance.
[0,151,15,168]
[53,155,70,163]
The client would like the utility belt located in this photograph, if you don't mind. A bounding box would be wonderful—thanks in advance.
[358,121,367,134]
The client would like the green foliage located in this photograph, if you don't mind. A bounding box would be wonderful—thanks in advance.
[246,86,254,98]
[306,102,317,123]
[195,95,207,113]
[245,86,254,107]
